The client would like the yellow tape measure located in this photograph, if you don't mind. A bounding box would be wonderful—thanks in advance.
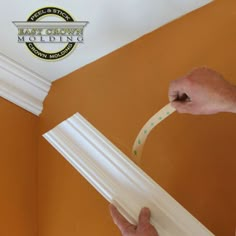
[132,103,176,162]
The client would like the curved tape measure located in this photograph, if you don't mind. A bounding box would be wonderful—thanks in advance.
[132,103,176,162]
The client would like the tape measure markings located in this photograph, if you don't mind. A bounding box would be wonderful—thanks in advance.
[132,103,176,162]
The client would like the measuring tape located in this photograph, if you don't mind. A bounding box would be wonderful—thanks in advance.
[132,103,176,163]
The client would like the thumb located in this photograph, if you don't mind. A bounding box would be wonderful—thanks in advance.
[171,101,193,114]
[138,207,151,226]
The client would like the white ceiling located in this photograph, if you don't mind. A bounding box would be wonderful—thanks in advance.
[0,0,212,115]
[0,0,212,82]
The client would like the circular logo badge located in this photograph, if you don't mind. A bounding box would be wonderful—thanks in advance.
[26,7,77,61]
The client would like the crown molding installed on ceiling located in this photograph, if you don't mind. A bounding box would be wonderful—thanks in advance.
[44,113,214,236]
[0,53,51,115]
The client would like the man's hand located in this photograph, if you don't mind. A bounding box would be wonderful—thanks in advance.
[109,204,159,236]
[168,67,236,114]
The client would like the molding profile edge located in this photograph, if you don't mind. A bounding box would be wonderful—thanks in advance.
[43,113,214,236]
[0,52,51,115]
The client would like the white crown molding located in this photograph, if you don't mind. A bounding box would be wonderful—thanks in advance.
[44,113,214,236]
[0,52,51,115]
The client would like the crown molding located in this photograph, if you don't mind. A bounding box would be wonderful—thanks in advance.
[44,113,214,236]
[0,53,51,115]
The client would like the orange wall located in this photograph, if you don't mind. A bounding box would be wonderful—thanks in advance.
[38,1,236,235]
[0,98,37,236]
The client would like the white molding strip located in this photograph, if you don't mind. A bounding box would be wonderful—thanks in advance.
[0,52,51,115]
[44,113,214,236]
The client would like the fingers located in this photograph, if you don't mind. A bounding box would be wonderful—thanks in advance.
[171,101,197,114]
[109,204,135,234]
[138,207,151,226]
[168,77,190,102]
[168,80,180,102]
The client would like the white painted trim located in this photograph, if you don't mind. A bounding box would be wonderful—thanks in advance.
[44,113,214,236]
[0,52,51,115]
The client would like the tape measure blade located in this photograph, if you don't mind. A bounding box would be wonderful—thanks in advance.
[132,103,175,162]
